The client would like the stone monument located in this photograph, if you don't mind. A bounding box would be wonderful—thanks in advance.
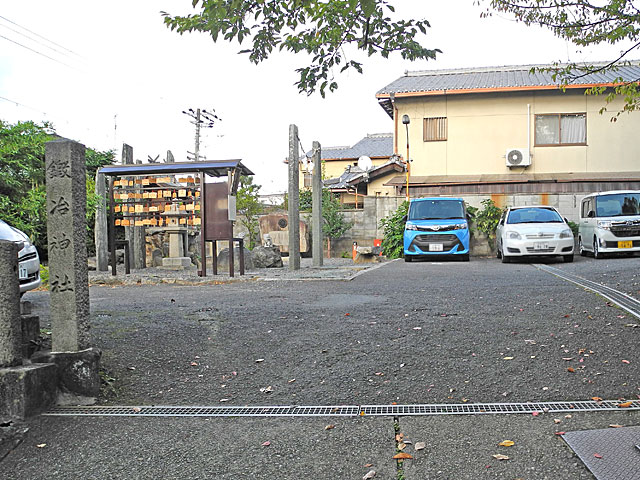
[288,124,300,270]
[311,140,323,266]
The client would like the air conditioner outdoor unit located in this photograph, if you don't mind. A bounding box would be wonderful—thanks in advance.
[505,148,530,167]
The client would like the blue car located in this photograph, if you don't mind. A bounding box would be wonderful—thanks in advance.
[403,197,470,262]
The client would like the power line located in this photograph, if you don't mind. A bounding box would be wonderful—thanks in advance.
[0,33,79,70]
[0,15,84,60]
[0,20,82,62]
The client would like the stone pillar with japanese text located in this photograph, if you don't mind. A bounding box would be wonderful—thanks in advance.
[45,139,90,352]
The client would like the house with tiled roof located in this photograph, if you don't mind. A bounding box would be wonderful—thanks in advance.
[376,62,640,217]
[299,133,404,206]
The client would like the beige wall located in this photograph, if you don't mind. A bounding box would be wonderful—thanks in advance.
[395,89,639,177]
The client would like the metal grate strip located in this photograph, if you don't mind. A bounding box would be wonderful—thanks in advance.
[44,400,640,417]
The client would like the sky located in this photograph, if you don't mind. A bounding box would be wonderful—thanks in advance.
[0,1,632,194]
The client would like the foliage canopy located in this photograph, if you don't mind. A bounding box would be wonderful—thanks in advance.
[0,120,114,258]
[236,175,262,249]
[163,0,439,96]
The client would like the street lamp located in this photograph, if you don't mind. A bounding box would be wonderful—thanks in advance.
[402,114,411,201]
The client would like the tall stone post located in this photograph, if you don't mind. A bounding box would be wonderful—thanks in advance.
[45,139,90,352]
[121,144,145,270]
[0,241,22,367]
[288,124,300,270]
[311,141,323,266]
[94,171,109,271]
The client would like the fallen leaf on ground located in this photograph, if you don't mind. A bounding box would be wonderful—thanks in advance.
[414,442,426,451]
[532,412,540,416]
[393,452,413,460]
[554,419,562,424]
[622,360,630,364]
[492,454,509,461]
[288,379,296,383]
[190,362,198,366]
[609,424,623,428]
[498,440,514,447]
[395,434,404,442]
[324,424,335,430]
[567,367,575,373]
[594,453,603,459]
[132,407,141,412]
[397,443,406,451]
[219,398,230,402]
[364,464,373,468]
[554,432,565,435]
[255,358,264,363]
[617,401,633,408]
[261,441,271,447]
[503,357,514,360]
[36,444,46,448]
[260,386,274,393]
[591,397,603,402]
[363,470,376,480]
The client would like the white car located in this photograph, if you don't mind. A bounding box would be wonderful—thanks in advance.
[496,206,574,263]
[578,190,640,258]
[0,219,42,294]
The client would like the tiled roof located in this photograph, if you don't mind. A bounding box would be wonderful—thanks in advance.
[312,133,393,160]
[377,61,640,96]
[324,158,405,190]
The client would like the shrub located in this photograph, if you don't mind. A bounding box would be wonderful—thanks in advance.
[379,201,409,259]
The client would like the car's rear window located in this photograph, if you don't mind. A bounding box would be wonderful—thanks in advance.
[507,208,563,224]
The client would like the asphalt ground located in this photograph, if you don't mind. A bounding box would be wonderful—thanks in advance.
[3,254,639,479]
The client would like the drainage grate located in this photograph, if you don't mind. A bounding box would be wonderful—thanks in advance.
[359,400,640,416]
[44,405,360,417]
[44,400,640,417]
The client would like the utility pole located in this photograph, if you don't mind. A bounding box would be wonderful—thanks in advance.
[182,108,220,161]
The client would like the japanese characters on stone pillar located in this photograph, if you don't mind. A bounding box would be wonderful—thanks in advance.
[288,124,300,270]
[311,141,323,267]
[0,241,22,367]
[45,139,90,352]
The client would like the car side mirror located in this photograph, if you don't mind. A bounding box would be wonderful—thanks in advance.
[587,210,595,218]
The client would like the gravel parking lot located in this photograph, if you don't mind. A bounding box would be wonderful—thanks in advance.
[4,254,639,479]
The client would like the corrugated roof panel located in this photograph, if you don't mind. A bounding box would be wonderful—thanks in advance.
[378,62,640,95]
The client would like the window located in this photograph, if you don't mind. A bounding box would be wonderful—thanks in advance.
[581,198,593,218]
[535,113,586,146]
[423,117,447,142]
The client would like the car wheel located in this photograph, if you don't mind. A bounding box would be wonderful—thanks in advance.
[563,254,574,263]
[460,253,470,262]
[404,255,412,262]
[593,238,602,259]
[501,253,510,263]
[578,237,587,257]
[496,246,502,259]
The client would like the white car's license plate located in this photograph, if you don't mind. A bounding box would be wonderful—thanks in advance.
[429,244,444,252]
[19,265,28,280]
[533,242,549,250]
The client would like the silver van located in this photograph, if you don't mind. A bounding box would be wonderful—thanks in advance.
[578,190,640,258]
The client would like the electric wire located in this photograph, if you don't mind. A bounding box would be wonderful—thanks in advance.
[0,15,84,59]
[0,33,77,70]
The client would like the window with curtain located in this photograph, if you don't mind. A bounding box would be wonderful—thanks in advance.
[423,117,447,141]
[535,113,586,146]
